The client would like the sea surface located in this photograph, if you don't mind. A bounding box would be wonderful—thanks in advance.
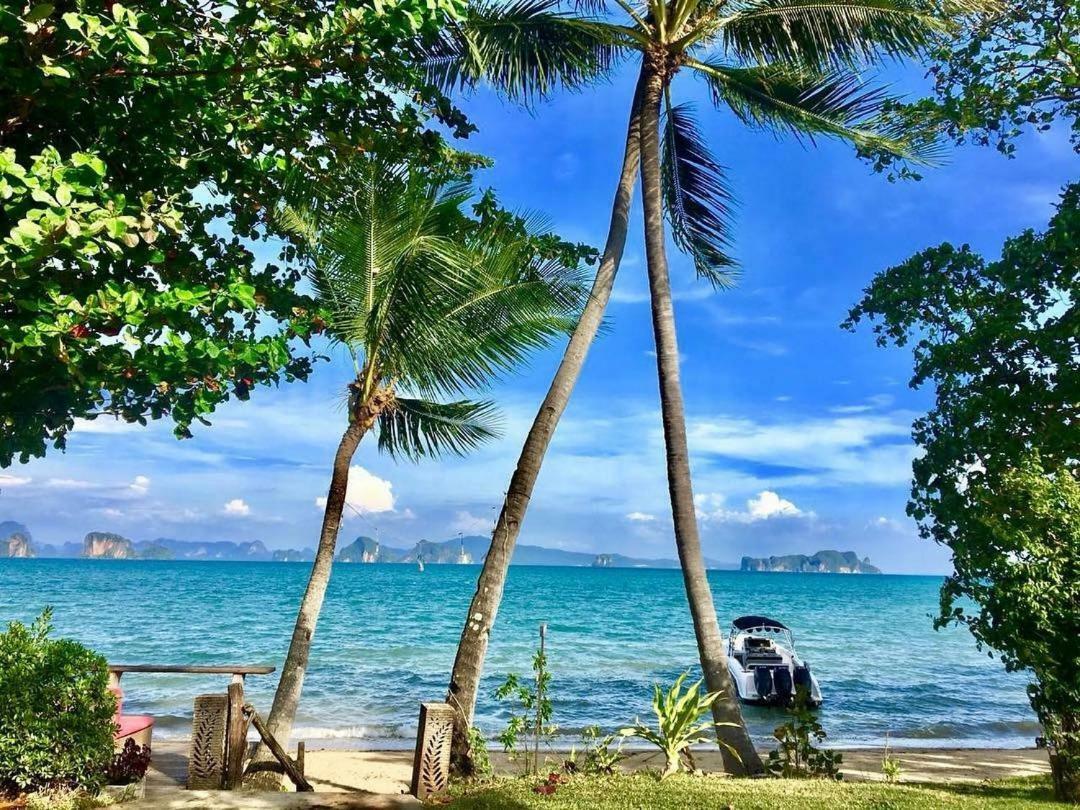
[0,560,1040,749]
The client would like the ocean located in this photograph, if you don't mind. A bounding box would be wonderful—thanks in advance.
[0,559,1039,749]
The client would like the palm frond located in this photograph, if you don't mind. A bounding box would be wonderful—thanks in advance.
[421,0,627,104]
[714,0,951,70]
[690,60,943,162]
[377,397,502,461]
[661,100,738,286]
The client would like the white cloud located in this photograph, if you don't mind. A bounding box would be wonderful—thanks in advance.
[747,491,804,520]
[829,394,895,414]
[315,466,395,517]
[129,475,151,495]
[223,498,251,517]
[626,511,656,522]
[46,478,95,489]
[696,490,810,523]
[451,510,493,534]
[0,473,32,487]
[98,507,124,518]
[687,412,916,486]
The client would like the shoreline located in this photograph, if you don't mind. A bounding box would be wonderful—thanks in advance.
[143,741,1052,799]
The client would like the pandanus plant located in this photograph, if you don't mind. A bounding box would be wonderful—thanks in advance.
[430,0,977,775]
[247,159,585,785]
[620,672,733,780]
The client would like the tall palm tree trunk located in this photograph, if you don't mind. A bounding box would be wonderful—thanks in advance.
[638,66,763,776]
[446,67,647,775]
[247,388,391,787]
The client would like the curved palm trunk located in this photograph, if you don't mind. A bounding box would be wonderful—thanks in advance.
[445,67,648,775]
[638,67,763,776]
[247,389,390,788]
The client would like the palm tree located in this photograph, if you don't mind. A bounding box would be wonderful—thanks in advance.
[246,158,585,786]
[431,0,966,774]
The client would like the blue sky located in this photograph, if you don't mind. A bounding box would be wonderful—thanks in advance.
[2,60,1075,573]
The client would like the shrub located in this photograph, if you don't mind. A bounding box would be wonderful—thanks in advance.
[881,732,902,783]
[466,727,493,781]
[564,726,624,775]
[0,609,116,794]
[105,740,150,786]
[620,672,734,780]
[767,687,842,779]
[494,630,557,776]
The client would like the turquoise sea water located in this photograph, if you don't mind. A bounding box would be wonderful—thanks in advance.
[0,560,1039,749]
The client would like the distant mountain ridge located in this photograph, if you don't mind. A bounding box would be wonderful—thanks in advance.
[334,535,726,568]
[1,522,737,568]
[740,549,881,574]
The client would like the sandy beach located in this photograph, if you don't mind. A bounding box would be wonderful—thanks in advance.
[136,741,1051,807]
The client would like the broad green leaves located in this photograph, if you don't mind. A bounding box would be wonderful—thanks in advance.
[845,184,1079,796]
[0,0,475,465]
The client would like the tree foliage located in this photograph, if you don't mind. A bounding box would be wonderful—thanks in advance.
[0,608,116,794]
[276,157,590,459]
[0,0,472,465]
[884,0,1080,154]
[845,183,1079,800]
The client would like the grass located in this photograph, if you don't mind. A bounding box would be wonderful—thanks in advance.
[448,773,1059,809]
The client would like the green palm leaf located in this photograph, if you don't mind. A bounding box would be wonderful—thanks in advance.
[690,60,943,162]
[377,397,502,460]
[661,100,738,286]
[715,0,954,70]
[421,0,624,103]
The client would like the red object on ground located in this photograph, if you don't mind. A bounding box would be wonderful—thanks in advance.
[110,686,154,749]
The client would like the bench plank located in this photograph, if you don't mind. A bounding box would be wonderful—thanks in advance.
[108,665,275,675]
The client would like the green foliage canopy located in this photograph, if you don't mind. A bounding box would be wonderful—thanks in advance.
[0,0,471,466]
[885,0,1079,154]
[844,184,1079,795]
[0,608,116,794]
[277,157,591,460]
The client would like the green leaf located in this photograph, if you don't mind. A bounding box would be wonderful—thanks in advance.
[124,28,150,56]
[25,3,54,23]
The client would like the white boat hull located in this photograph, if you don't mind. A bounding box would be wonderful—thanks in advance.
[726,617,822,707]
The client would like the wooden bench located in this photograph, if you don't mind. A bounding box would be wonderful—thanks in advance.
[108,664,275,790]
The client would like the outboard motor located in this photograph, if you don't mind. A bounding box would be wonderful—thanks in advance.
[753,666,774,701]
[794,664,813,693]
[773,666,793,704]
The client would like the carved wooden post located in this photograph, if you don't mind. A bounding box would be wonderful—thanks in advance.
[411,702,455,800]
[224,674,246,789]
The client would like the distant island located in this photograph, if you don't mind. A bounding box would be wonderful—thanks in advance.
[740,550,881,574]
[0,521,736,569]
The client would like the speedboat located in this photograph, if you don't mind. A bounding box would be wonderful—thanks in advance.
[726,615,822,707]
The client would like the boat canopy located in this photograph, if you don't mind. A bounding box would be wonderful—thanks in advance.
[731,615,789,632]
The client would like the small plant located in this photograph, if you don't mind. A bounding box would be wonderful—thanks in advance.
[619,672,735,780]
[532,771,565,796]
[466,726,493,781]
[494,625,557,775]
[105,740,151,786]
[881,732,902,783]
[565,725,625,775]
[0,609,116,794]
[24,787,113,810]
[767,687,842,780]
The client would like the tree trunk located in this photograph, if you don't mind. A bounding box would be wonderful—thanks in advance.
[445,67,648,776]
[1049,710,1080,802]
[246,389,389,788]
[637,68,764,776]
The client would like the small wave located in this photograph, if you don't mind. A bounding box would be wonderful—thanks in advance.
[291,724,414,740]
[903,720,1042,740]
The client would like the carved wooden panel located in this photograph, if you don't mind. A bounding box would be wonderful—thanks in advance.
[410,702,455,799]
[188,694,227,789]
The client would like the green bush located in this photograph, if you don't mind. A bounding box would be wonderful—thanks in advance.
[0,609,116,793]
